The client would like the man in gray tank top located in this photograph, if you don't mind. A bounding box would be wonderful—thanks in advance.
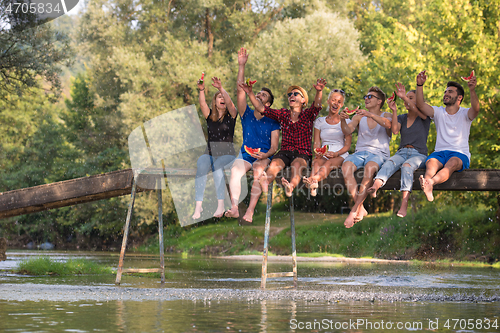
[340,86,393,228]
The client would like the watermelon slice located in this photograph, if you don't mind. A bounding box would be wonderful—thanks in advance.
[199,72,205,83]
[314,145,328,155]
[246,78,257,86]
[387,91,397,103]
[244,145,261,155]
[461,70,475,82]
[344,106,359,116]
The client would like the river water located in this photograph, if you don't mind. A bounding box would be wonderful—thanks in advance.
[0,251,499,332]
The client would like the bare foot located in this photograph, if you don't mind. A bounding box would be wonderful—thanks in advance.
[259,171,269,193]
[396,207,407,218]
[354,205,368,222]
[302,176,312,188]
[344,210,358,228]
[213,201,225,218]
[192,208,203,220]
[281,178,294,197]
[367,179,383,198]
[224,206,239,218]
[309,181,319,197]
[419,175,434,202]
[242,210,253,223]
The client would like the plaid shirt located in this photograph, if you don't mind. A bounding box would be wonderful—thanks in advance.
[263,105,322,156]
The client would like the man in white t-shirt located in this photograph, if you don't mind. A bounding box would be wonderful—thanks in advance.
[415,70,480,201]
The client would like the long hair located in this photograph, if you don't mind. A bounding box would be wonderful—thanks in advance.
[210,92,228,122]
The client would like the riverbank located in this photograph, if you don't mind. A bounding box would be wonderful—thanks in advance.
[139,203,500,263]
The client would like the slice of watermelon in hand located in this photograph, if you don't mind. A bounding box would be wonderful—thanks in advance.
[344,106,359,116]
[461,70,475,82]
[314,145,328,155]
[244,145,261,155]
[387,91,397,103]
[246,78,257,86]
[199,72,205,83]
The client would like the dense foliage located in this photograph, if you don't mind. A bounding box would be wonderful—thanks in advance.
[0,0,498,249]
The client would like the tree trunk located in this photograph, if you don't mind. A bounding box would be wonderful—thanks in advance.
[205,9,214,59]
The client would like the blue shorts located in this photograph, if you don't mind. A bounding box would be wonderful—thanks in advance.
[426,150,470,172]
[343,150,387,169]
[237,151,271,165]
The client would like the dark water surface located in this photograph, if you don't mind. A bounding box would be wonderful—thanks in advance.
[1,251,499,332]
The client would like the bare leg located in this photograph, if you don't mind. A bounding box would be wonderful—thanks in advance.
[344,161,379,227]
[397,191,410,217]
[192,201,203,219]
[367,178,383,198]
[213,199,225,218]
[283,158,308,197]
[342,161,358,200]
[421,158,442,202]
[259,159,285,193]
[225,159,251,218]
[243,159,269,223]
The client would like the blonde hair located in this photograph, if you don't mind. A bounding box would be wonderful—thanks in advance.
[210,92,228,122]
[326,91,345,113]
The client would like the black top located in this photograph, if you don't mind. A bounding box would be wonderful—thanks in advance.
[204,109,236,157]
[397,114,431,155]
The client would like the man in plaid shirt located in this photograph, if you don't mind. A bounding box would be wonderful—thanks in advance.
[240,78,327,197]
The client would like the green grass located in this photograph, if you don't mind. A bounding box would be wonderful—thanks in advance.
[139,203,500,263]
[17,257,114,276]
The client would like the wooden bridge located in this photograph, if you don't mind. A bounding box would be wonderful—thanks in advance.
[1,168,499,287]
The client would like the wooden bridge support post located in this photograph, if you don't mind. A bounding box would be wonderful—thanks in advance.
[260,181,298,289]
[260,183,273,289]
[157,176,165,284]
[115,171,139,285]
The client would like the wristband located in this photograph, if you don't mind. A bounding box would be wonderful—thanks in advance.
[417,84,423,87]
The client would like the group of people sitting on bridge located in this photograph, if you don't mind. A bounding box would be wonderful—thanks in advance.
[192,47,479,228]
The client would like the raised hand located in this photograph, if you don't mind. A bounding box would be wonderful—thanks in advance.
[197,79,205,91]
[212,77,222,90]
[416,70,427,86]
[238,82,253,94]
[388,99,397,113]
[395,82,407,99]
[238,47,249,66]
[467,75,477,90]
[313,78,327,91]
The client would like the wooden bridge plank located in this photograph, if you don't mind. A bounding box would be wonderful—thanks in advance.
[0,168,499,220]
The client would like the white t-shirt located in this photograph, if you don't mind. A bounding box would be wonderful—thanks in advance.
[431,106,472,161]
[314,116,350,159]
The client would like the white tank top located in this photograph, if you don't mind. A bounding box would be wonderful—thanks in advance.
[355,113,391,158]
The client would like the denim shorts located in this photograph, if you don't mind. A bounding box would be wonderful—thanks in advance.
[426,150,470,172]
[343,150,387,169]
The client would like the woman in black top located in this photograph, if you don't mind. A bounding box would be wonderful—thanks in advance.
[192,77,238,219]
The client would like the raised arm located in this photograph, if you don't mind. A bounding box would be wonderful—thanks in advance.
[467,75,480,120]
[388,99,401,135]
[212,77,237,119]
[340,110,359,135]
[356,109,392,129]
[312,78,327,108]
[395,82,427,120]
[415,71,435,117]
[239,82,265,114]
[197,79,210,119]
[236,47,248,117]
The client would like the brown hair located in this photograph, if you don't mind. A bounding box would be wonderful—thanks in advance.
[210,92,228,122]
[368,86,386,108]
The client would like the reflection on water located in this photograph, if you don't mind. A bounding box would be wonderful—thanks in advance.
[1,299,499,332]
[1,251,499,332]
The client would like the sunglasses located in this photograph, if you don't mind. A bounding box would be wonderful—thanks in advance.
[363,94,380,100]
[287,91,303,98]
[332,89,345,95]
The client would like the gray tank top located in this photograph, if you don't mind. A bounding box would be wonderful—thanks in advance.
[355,113,391,158]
